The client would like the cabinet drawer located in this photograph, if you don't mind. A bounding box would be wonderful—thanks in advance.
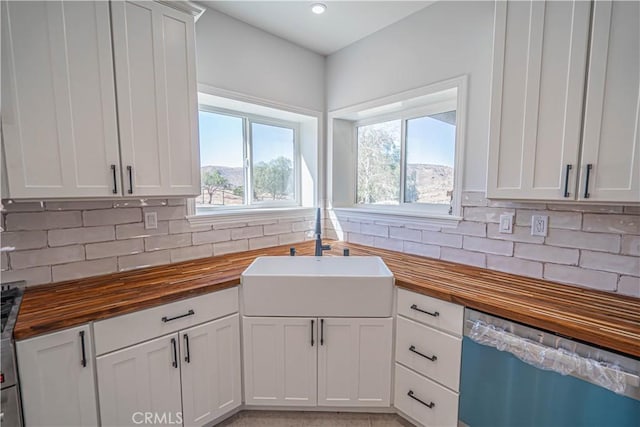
[397,288,463,336]
[394,363,459,427]
[396,316,461,392]
[94,287,238,355]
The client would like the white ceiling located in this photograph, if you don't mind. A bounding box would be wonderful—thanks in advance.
[199,1,433,55]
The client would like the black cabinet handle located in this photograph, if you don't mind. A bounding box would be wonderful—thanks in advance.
[320,319,324,346]
[79,330,87,368]
[408,390,435,409]
[171,338,178,368]
[563,164,572,197]
[311,319,315,347]
[409,345,437,362]
[183,334,190,363]
[111,165,118,194]
[584,163,593,199]
[127,165,133,194]
[162,309,195,323]
[410,304,439,317]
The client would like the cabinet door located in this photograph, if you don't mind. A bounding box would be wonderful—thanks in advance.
[180,314,242,426]
[97,333,182,427]
[243,317,317,406]
[487,0,591,200]
[1,1,120,198]
[111,0,200,197]
[579,0,640,202]
[318,318,393,407]
[16,324,98,427]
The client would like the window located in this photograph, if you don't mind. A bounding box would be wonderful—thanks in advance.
[196,108,299,214]
[356,108,457,215]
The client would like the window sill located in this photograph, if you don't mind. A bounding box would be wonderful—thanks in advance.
[187,206,316,227]
[332,207,462,228]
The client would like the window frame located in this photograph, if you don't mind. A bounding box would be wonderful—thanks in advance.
[195,105,301,213]
[354,99,458,214]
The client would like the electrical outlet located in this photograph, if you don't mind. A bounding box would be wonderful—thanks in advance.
[144,212,158,230]
[531,215,548,237]
[499,214,513,234]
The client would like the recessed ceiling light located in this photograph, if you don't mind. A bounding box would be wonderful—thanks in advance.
[311,3,326,15]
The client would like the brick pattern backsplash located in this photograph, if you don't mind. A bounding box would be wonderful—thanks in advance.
[326,192,640,297]
[0,199,315,286]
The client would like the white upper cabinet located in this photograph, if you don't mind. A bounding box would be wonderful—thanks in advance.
[1,0,201,199]
[1,1,121,198]
[111,0,200,197]
[487,0,591,200]
[579,0,640,202]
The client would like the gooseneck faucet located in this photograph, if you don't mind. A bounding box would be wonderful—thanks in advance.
[314,207,331,256]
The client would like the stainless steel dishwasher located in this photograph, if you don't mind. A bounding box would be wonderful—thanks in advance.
[460,309,640,427]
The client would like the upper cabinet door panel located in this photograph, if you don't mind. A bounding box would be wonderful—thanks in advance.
[579,0,640,202]
[487,0,590,200]
[112,1,200,197]
[1,1,120,198]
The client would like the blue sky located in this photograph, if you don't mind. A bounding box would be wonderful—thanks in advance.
[199,111,293,168]
[406,115,456,167]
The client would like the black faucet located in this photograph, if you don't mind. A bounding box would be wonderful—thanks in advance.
[314,207,331,256]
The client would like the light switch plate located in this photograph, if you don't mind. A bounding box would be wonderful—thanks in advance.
[144,212,158,230]
[531,215,548,237]
[499,214,513,234]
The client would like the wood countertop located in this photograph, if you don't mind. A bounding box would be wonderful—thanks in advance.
[14,241,640,358]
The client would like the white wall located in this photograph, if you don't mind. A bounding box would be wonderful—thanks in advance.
[326,1,494,191]
[196,8,325,112]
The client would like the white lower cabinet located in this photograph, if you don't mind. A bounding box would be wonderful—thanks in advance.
[318,318,392,407]
[180,314,242,425]
[17,324,99,427]
[243,316,393,408]
[97,334,183,427]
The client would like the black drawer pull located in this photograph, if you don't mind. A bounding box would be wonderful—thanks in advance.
[409,345,437,362]
[410,304,439,317]
[320,319,324,346]
[408,390,435,409]
[184,334,191,363]
[111,164,118,194]
[563,164,572,197]
[79,330,87,368]
[171,338,178,368]
[127,165,133,194]
[584,163,593,199]
[162,309,195,323]
[311,319,315,347]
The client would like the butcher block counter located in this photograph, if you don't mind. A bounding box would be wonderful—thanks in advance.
[14,241,640,358]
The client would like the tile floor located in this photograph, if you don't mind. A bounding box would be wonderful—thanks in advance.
[217,411,414,426]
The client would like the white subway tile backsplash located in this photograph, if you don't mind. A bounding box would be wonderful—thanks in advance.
[278,232,306,245]
[373,237,404,252]
[617,276,640,297]
[264,222,292,235]
[86,239,144,260]
[0,266,51,286]
[2,202,44,212]
[360,223,388,237]
[46,201,114,211]
[544,229,620,253]
[170,244,212,263]
[6,211,82,230]
[192,229,231,245]
[389,226,422,242]
[487,255,543,278]
[249,236,279,250]
[116,221,169,240]
[142,206,186,221]
[580,251,640,276]
[487,224,545,244]
[1,231,47,251]
[347,232,375,246]
[231,225,264,240]
[83,208,141,226]
[1,252,8,270]
[514,243,579,265]
[441,247,485,267]
[11,246,84,269]
[118,250,171,271]
[461,191,488,207]
[145,233,191,251]
[168,219,210,234]
[546,204,624,214]
[463,236,514,256]
[403,241,440,259]
[213,239,248,256]
[583,214,639,234]
[442,221,486,237]
[621,235,640,256]
[464,207,514,223]
[49,226,115,247]
[52,258,117,282]
[544,264,618,292]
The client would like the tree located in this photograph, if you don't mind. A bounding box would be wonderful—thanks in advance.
[202,169,229,204]
[357,123,401,204]
[253,156,293,200]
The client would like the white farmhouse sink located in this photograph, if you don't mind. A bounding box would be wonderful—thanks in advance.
[241,256,394,317]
